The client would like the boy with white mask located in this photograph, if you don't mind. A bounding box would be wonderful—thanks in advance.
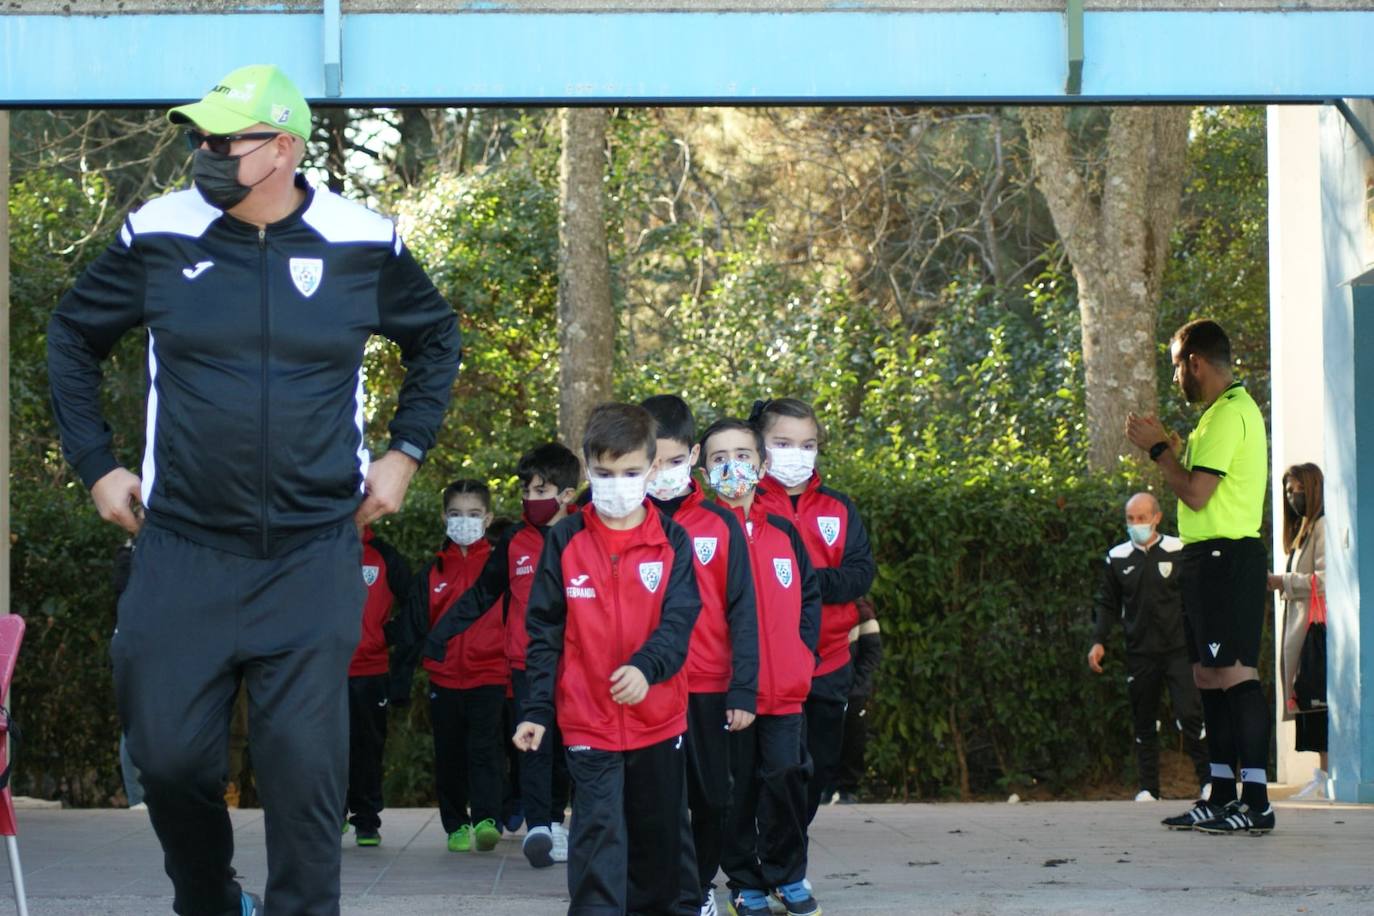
[751,398,875,830]
[701,418,822,916]
[419,480,508,853]
[516,402,703,915]
[640,395,759,916]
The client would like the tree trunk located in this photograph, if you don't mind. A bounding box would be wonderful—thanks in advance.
[557,108,615,448]
[1021,106,1191,471]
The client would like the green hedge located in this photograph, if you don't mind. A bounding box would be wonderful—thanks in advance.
[9,458,1145,806]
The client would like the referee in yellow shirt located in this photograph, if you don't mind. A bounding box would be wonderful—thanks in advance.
[1127,319,1273,835]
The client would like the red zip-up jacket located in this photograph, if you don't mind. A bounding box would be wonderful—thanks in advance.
[756,473,874,685]
[349,527,411,677]
[523,501,702,752]
[652,482,759,710]
[422,510,563,671]
[726,498,822,715]
[421,539,508,690]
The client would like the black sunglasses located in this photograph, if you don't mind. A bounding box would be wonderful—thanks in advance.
[184,129,283,156]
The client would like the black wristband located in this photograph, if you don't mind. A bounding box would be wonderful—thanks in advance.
[1148,441,1169,462]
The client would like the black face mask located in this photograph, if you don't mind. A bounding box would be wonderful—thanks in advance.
[191,143,277,211]
[1287,492,1307,517]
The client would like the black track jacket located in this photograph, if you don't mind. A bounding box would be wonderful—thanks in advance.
[48,177,460,558]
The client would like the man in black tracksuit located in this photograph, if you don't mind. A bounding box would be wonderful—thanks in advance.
[1089,493,1210,801]
[46,65,459,916]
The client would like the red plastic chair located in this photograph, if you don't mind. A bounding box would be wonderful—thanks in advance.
[0,615,29,916]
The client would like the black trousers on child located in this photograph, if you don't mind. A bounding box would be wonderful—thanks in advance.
[346,674,389,832]
[502,696,524,824]
[679,692,733,908]
[513,668,570,828]
[113,521,363,916]
[721,713,809,894]
[429,683,506,833]
[1126,650,1209,796]
[833,694,870,795]
[803,664,852,822]
[565,735,690,916]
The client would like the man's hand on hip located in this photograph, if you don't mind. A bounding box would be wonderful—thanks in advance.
[1087,643,1106,674]
[355,450,419,528]
[91,468,144,535]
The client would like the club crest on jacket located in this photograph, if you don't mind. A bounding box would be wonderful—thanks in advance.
[361,565,379,587]
[774,557,793,588]
[289,257,324,298]
[817,515,841,547]
[639,561,664,593]
[693,536,718,565]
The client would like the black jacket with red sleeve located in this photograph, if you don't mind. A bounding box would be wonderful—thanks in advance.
[755,473,874,688]
[523,501,702,752]
[726,498,823,716]
[652,481,759,712]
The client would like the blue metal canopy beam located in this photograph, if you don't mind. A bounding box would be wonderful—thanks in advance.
[2,9,1374,105]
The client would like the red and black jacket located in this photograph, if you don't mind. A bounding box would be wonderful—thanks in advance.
[756,472,874,692]
[724,498,822,715]
[652,481,759,711]
[523,502,702,752]
[348,526,411,678]
[422,510,563,671]
[419,539,509,690]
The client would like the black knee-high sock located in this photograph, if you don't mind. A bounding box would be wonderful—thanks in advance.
[1199,688,1237,805]
[1226,680,1270,809]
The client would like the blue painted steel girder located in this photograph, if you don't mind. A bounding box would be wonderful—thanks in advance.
[2,10,1374,105]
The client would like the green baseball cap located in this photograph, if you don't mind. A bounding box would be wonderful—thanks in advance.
[168,64,312,141]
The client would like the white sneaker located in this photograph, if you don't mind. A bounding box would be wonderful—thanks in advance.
[1292,767,1329,800]
[1200,782,1212,801]
[699,888,719,916]
[550,822,569,863]
[1134,790,1158,802]
[522,826,554,868]
[129,802,148,811]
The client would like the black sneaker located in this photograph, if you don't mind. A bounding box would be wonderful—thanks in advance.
[1194,800,1275,836]
[1161,798,1222,830]
[355,828,381,847]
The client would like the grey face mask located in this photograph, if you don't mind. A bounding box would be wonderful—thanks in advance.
[191,143,277,210]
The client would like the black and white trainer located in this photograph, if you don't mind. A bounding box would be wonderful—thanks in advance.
[1194,800,1275,836]
[1161,798,1222,830]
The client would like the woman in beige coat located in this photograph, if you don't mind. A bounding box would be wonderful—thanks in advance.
[1268,463,1327,798]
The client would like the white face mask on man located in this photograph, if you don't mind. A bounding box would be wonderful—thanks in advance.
[590,475,649,519]
[446,515,486,547]
[766,447,817,488]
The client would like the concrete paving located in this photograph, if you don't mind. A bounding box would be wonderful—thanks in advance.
[0,798,1369,914]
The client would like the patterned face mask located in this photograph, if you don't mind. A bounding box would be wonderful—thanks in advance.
[709,460,760,500]
[446,515,486,547]
[590,475,648,519]
[647,461,694,501]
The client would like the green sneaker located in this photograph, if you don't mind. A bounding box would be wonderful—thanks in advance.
[355,829,381,847]
[341,820,350,835]
[473,818,501,852]
[447,825,473,852]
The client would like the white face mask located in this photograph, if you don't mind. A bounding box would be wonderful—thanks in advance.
[647,462,693,501]
[590,475,648,520]
[446,515,486,547]
[766,447,817,488]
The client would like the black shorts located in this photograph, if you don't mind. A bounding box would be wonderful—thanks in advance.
[1180,537,1268,668]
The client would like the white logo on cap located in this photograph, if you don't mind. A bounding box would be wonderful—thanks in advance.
[271,104,291,125]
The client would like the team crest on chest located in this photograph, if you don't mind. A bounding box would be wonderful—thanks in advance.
[773,558,794,588]
[361,565,379,587]
[1158,562,1174,579]
[289,258,324,298]
[817,515,842,547]
[694,537,718,565]
[639,561,664,593]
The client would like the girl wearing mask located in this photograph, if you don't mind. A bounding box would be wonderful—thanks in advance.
[750,398,875,825]
[1270,463,1328,798]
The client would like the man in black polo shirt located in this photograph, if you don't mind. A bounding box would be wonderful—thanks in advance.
[1089,492,1209,802]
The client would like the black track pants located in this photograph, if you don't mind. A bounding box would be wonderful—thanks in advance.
[346,674,389,832]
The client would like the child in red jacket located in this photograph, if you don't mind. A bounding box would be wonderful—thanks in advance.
[423,443,582,867]
[702,418,823,916]
[515,403,702,916]
[640,395,760,916]
[750,398,874,825]
[343,526,410,846]
[421,480,508,854]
